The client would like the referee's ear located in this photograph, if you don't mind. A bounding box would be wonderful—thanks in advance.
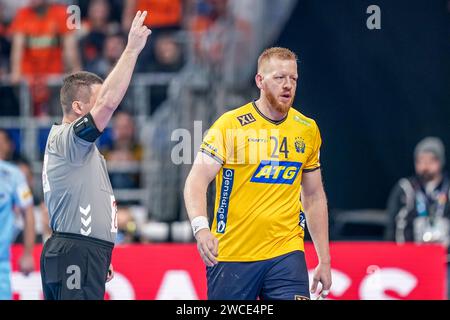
[71,100,84,116]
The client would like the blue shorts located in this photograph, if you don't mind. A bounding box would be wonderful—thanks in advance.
[207,250,310,300]
[0,260,12,300]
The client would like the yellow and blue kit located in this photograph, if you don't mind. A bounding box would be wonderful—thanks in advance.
[200,101,321,262]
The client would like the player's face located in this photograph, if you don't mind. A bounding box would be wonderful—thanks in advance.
[260,58,298,114]
[415,152,442,182]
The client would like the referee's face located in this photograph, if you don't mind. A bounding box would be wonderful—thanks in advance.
[259,58,298,114]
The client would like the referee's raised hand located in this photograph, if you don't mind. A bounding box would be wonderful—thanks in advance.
[126,11,152,54]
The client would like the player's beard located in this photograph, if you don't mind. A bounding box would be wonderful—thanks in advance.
[265,89,293,114]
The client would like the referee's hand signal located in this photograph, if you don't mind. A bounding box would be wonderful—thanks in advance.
[126,11,152,55]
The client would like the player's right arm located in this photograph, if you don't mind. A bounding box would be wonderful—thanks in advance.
[90,11,151,132]
[184,152,222,267]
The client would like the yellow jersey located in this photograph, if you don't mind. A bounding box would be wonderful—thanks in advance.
[200,101,322,262]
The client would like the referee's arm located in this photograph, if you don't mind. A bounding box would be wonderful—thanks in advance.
[90,11,151,131]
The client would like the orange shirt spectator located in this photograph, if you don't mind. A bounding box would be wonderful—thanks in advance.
[123,0,182,30]
[9,4,73,76]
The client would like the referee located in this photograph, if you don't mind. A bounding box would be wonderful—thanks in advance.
[40,11,151,300]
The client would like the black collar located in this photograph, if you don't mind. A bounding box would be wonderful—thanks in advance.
[252,100,288,125]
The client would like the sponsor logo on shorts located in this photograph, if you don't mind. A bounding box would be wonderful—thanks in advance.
[250,161,302,185]
[294,295,310,300]
[237,113,256,126]
[216,168,234,234]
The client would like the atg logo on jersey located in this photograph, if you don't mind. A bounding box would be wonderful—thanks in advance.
[250,161,302,185]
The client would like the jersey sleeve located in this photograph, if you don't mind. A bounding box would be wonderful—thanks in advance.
[8,8,28,34]
[303,122,322,172]
[199,114,231,165]
[13,169,33,209]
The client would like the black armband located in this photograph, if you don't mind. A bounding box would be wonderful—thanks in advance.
[73,113,102,142]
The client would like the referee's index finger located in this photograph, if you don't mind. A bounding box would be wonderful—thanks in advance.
[137,11,148,27]
[131,11,142,28]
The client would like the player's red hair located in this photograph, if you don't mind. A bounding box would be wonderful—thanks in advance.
[257,47,298,73]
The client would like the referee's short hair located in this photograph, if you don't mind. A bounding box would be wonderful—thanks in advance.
[60,71,104,115]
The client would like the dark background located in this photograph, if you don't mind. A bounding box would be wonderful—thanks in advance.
[275,0,450,211]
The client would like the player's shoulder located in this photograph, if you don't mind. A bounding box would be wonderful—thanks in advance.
[212,102,255,127]
[0,160,23,181]
[290,108,319,130]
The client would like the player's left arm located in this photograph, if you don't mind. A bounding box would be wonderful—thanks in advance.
[301,169,332,298]
[14,171,35,275]
[20,204,36,275]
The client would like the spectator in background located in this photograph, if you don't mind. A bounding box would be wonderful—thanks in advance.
[115,207,139,244]
[122,0,183,72]
[14,158,52,244]
[79,0,120,74]
[101,112,143,191]
[0,151,35,300]
[147,33,185,113]
[149,33,184,72]
[0,129,20,162]
[8,0,81,116]
[77,0,124,24]
[188,0,252,72]
[122,0,183,31]
[86,31,126,78]
[0,15,18,116]
[385,137,450,298]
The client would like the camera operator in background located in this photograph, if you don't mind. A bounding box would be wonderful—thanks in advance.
[385,137,450,299]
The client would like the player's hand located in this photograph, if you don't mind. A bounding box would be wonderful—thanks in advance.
[126,11,152,55]
[106,263,114,282]
[310,261,332,299]
[195,229,219,267]
[19,252,35,276]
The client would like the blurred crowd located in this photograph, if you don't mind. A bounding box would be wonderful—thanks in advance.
[0,0,259,245]
[0,0,254,116]
[0,2,449,269]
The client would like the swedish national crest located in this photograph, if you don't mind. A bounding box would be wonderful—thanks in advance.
[295,137,306,153]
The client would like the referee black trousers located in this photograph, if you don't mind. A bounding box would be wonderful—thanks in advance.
[40,232,114,300]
